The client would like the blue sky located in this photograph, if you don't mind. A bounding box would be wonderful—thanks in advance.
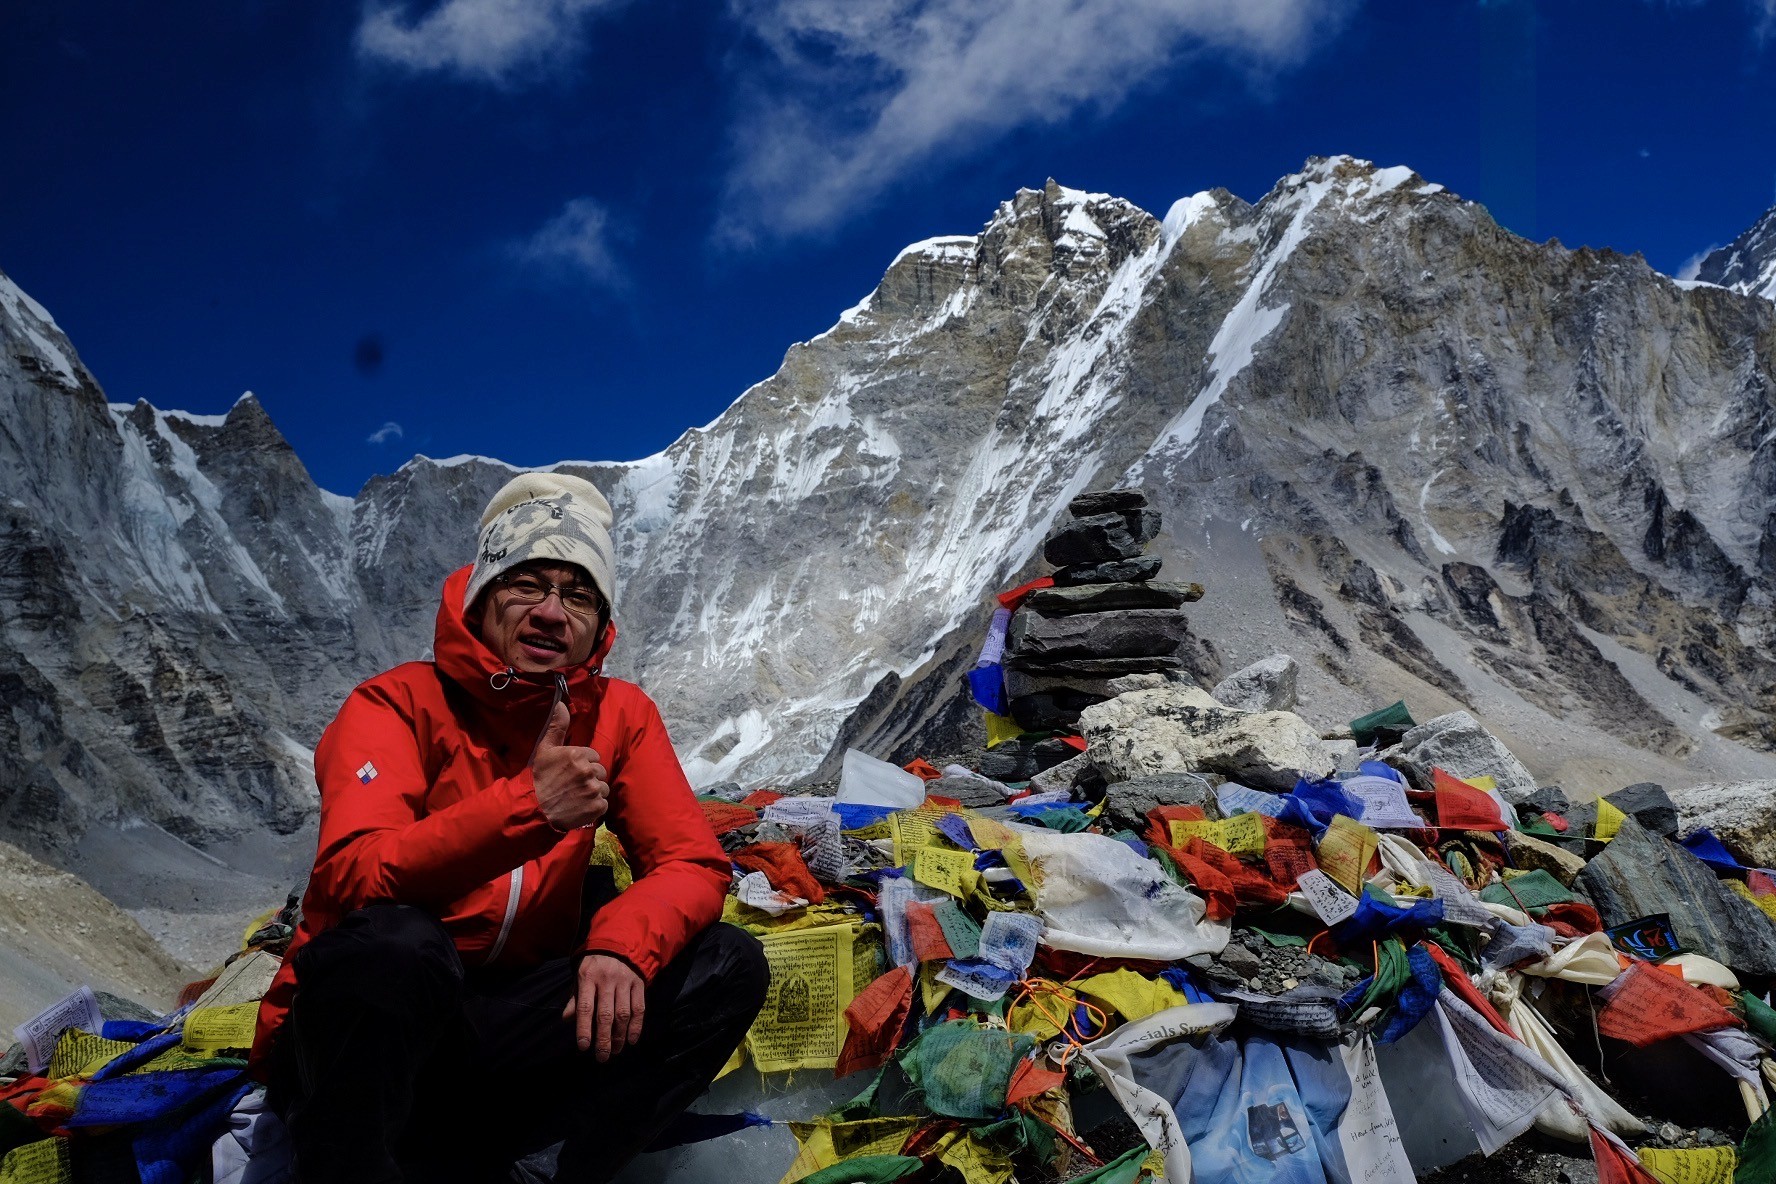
[4,0,1776,496]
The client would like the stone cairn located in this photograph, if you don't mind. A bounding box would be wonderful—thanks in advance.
[978,489,1203,781]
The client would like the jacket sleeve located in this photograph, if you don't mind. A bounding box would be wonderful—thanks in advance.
[308,680,563,912]
[582,691,732,981]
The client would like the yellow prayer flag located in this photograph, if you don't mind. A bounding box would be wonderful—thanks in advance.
[745,924,859,1073]
[1636,1146,1736,1184]
[0,1138,70,1184]
[1007,979,1067,1043]
[1595,797,1627,843]
[1318,815,1380,895]
[889,808,952,865]
[182,1001,261,1056]
[45,1029,134,1081]
[984,711,1023,749]
[1168,812,1266,859]
[919,961,951,1015]
[780,1117,918,1184]
[931,1128,1016,1184]
[1075,969,1188,1022]
[1730,879,1776,923]
[912,847,982,898]
[716,1043,745,1080]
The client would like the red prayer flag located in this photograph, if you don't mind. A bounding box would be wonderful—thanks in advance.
[1423,942,1514,1037]
[1597,962,1741,1046]
[903,758,943,781]
[904,901,956,963]
[1589,1126,1663,1184]
[1432,767,1507,831]
[997,576,1055,611]
[835,965,915,1077]
[699,800,758,837]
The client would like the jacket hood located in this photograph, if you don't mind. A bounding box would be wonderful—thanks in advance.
[434,564,616,713]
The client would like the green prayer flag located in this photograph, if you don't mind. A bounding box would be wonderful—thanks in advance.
[1070,1144,1150,1184]
[931,899,983,961]
[1351,700,1414,746]
[1738,1106,1776,1184]
[798,1155,924,1184]
[1478,869,1575,912]
[1741,991,1776,1046]
[897,1021,1036,1121]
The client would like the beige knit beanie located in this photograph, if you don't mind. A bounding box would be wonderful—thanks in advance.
[463,473,618,615]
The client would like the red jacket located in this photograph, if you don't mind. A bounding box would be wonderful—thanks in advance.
[252,565,731,1072]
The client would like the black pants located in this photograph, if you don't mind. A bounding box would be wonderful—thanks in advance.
[272,904,769,1184]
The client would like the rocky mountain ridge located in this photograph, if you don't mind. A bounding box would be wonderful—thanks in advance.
[5,155,1776,872]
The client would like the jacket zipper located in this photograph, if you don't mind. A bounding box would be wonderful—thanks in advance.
[487,672,574,966]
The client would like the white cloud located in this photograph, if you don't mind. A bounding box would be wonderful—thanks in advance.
[510,197,627,288]
[1677,244,1720,282]
[716,0,1356,243]
[1757,0,1776,43]
[367,421,405,444]
[356,0,626,83]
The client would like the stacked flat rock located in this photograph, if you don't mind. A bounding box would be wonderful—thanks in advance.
[1004,489,1203,729]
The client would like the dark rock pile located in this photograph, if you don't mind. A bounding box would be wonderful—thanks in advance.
[1002,489,1204,733]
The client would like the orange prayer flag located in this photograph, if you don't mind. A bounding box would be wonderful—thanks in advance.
[1005,1055,1067,1106]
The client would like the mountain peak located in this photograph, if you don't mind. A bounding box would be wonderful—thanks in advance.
[1695,204,1776,300]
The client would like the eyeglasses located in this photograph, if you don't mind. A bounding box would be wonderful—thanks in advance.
[494,572,604,621]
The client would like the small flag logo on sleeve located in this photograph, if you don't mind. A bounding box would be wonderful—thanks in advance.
[356,761,379,784]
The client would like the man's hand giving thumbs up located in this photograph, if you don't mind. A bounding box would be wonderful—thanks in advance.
[532,701,610,832]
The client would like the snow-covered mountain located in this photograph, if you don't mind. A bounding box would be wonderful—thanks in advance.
[1695,203,1776,300]
[6,155,1776,867]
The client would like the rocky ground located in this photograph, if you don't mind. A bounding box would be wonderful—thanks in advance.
[0,840,193,1031]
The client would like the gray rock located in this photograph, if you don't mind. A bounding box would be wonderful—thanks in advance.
[1577,816,1776,975]
[1101,772,1216,833]
[1389,711,1537,800]
[1051,555,1164,585]
[1008,607,1192,662]
[1042,511,1151,566]
[1217,942,1263,979]
[1068,489,1147,516]
[1023,579,1202,616]
[95,990,161,1024]
[1105,672,1176,694]
[1501,830,1588,886]
[1209,654,1299,712]
[1004,652,1188,678]
[1080,686,1334,792]
[928,773,1007,809]
[1028,752,1097,795]
[1521,785,1571,816]
[700,780,750,803]
[976,736,1080,782]
[1668,780,1776,868]
[1603,782,1679,839]
[1007,688,1108,730]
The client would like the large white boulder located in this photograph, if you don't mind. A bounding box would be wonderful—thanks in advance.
[1080,686,1334,791]
[1670,780,1776,869]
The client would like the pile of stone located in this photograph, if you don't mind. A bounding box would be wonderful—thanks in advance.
[1001,489,1203,732]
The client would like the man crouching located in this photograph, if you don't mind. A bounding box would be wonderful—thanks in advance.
[252,473,767,1183]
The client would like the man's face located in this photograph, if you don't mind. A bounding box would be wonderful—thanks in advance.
[476,561,605,674]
